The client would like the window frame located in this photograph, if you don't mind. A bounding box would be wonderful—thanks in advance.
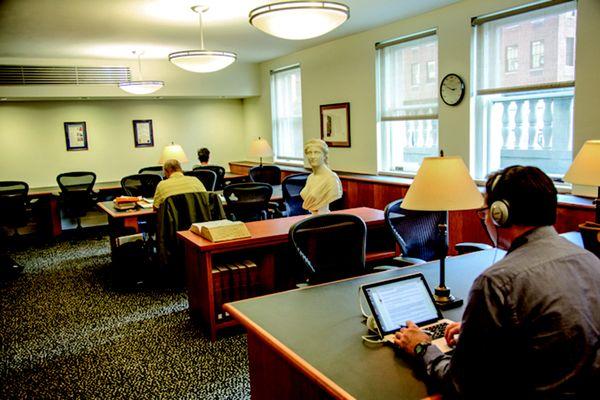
[270,65,304,165]
[375,29,439,176]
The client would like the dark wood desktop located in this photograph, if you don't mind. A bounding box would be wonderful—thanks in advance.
[224,249,500,400]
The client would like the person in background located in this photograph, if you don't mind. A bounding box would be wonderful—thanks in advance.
[394,165,600,398]
[153,159,205,209]
[197,148,210,166]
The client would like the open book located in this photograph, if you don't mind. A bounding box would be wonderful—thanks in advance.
[190,219,251,242]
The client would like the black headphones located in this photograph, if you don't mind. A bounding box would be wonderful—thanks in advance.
[489,172,511,227]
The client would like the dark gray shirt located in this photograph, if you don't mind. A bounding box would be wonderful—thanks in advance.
[422,226,600,398]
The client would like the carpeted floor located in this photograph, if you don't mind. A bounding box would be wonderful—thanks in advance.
[0,231,250,399]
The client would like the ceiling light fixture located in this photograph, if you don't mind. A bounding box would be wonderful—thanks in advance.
[169,5,237,73]
[119,51,164,95]
[249,1,349,40]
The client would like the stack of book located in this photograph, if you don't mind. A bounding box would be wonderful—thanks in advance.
[212,259,260,321]
[113,196,141,211]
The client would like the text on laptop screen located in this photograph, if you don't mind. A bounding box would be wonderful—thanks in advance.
[364,277,439,334]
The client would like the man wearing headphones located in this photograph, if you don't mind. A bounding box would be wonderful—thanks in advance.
[394,166,600,398]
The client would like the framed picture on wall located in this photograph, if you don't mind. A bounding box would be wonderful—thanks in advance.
[320,102,351,147]
[133,119,154,147]
[64,121,88,151]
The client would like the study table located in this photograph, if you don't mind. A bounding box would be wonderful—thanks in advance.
[223,249,499,400]
[177,207,398,341]
[27,172,247,237]
[97,184,283,250]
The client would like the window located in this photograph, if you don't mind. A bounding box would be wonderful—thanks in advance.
[426,61,436,82]
[411,63,421,86]
[473,1,576,180]
[505,45,519,72]
[531,40,544,69]
[565,37,575,66]
[270,65,303,163]
[376,30,438,174]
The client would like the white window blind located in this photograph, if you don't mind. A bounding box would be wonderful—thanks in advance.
[376,30,438,174]
[472,0,577,179]
[270,66,303,163]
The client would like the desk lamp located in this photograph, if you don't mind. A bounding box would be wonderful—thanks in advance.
[564,140,600,223]
[159,142,189,164]
[249,137,273,167]
[401,152,484,310]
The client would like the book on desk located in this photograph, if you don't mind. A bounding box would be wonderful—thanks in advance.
[190,219,251,242]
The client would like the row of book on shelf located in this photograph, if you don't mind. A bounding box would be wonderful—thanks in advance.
[213,259,260,321]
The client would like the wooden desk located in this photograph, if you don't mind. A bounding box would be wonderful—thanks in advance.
[224,250,499,400]
[29,181,121,237]
[230,161,596,253]
[178,207,398,341]
[97,201,155,250]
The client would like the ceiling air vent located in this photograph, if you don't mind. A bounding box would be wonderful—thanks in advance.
[0,65,131,85]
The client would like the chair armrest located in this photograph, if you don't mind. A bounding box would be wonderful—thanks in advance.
[267,202,283,218]
[455,242,493,255]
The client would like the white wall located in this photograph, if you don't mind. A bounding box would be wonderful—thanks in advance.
[0,99,246,187]
[243,0,600,175]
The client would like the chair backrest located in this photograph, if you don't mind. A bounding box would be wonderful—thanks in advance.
[249,165,281,185]
[156,191,226,273]
[120,174,162,198]
[184,169,217,191]
[56,172,96,195]
[194,165,226,190]
[56,172,97,217]
[384,199,445,262]
[138,166,164,178]
[289,213,367,285]
[0,181,29,227]
[282,173,310,217]
[223,182,273,222]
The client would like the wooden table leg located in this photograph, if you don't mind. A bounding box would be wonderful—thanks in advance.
[48,196,62,237]
[184,245,217,340]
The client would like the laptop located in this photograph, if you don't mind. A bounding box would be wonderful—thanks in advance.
[361,273,455,353]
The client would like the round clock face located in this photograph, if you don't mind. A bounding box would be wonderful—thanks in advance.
[440,73,465,106]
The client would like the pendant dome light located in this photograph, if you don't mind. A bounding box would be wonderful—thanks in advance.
[249,1,349,40]
[119,51,164,95]
[169,5,237,73]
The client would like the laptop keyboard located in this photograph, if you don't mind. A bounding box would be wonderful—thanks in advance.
[426,322,449,340]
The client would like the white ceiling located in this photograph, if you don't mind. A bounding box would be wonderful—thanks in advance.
[0,0,458,63]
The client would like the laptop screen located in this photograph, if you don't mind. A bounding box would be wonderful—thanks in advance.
[362,274,442,335]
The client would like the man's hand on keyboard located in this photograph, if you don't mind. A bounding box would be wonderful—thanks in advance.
[394,321,431,356]
[444,322,461,346]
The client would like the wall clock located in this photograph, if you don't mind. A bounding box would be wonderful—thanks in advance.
[440,73,465,106]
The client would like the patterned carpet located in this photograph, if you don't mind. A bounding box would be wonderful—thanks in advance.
[0,231,250,399]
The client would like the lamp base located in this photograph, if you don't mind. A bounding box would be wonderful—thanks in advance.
[434,286,463,310]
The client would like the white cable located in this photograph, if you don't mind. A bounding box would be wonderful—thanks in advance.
[357,286,370,319]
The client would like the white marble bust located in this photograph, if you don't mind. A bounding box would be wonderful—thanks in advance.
[300,139,342,214]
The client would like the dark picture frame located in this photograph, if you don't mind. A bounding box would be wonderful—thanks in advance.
[133,119,154,147]
[64,121,88,151]
[320,102,351,147]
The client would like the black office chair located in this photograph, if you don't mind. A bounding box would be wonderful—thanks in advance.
[120,174,162,198]
[194,165,226,190]
[223,182,273,222]
[289,213,367,285]
[184,169,218,192]
[281,173,310,217]
[0,181,30,236]
[384,199,492,266]
[56,172,97,230]
[249,165,281,185]
[138,166,164,179]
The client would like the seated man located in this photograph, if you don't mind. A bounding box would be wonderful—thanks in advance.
[394,166,600,398]
[153,159,205,210]
[197,147,210,166]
